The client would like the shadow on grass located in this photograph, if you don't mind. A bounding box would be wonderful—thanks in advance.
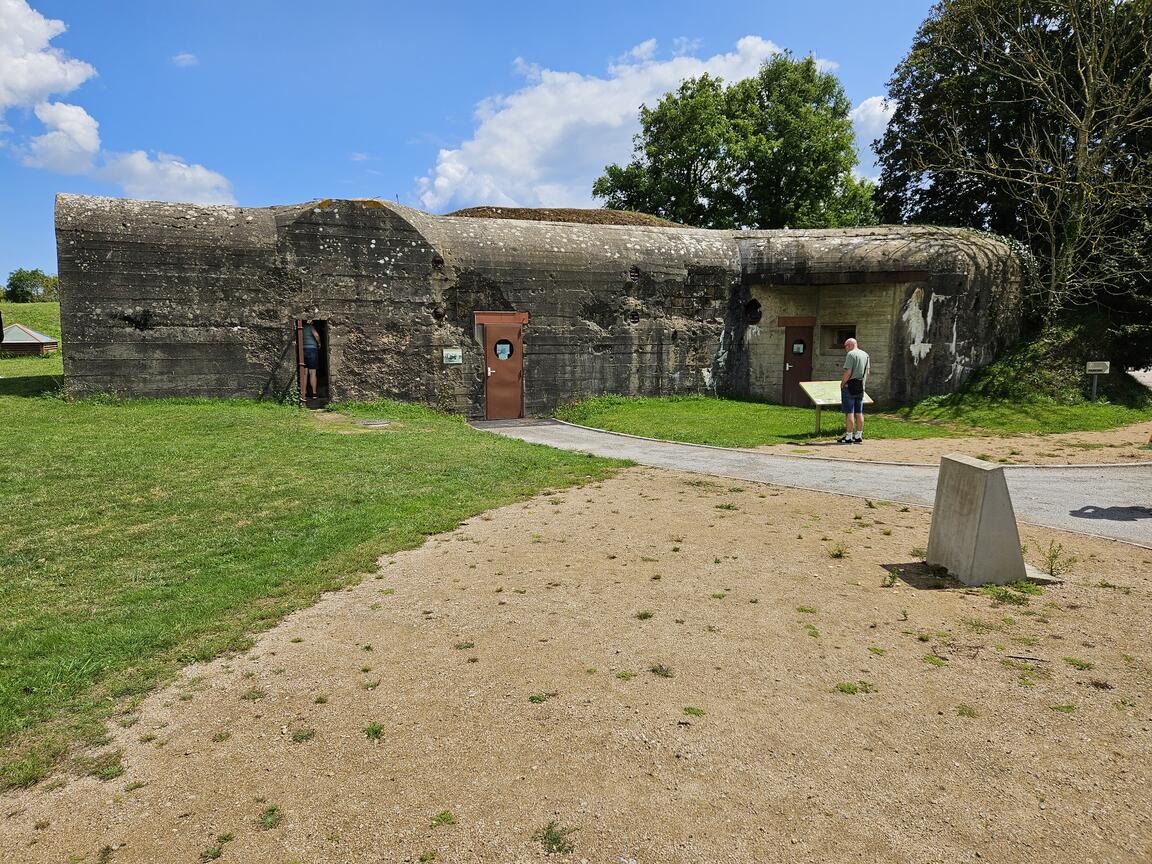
[881,561,963,590]
[0,375,62,397]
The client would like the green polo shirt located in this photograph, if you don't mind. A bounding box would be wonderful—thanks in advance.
[843,348,870,380]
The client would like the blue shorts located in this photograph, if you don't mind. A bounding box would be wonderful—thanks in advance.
[303,346,319,370]
[841,389,864,414]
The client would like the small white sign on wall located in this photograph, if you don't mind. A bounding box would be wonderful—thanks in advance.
[442,347,463,365]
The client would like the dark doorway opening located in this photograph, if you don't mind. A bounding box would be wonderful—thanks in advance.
[296,319,331,408]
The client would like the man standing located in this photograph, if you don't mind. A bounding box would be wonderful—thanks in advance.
[838,337,869,444]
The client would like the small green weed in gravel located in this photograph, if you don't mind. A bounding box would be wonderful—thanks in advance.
[534,820,577,854]
[364,723,384,741]
[419,852,438,863]
[314,694,328,704]
[683,706,706,717]
[797,606,817,614]
[828,544,848,559]
[210,731,231,743]
[200,833,234,862]
[956,704,978,718]
[291,729,314,743]
[835,681,875,695]
[981,585,1029,606]
[635,610,654,620]
[1097,580,1131,594]
[78,751,123,781]
[363,679,380,690]
[1064,657,1094,671]
[528,691,558,704]
[1042,541,1077,577]
[922,654,947,667]
[616,671,635,681]
[1051,704,1076,713]
[804,623,820,638]
[429,810,456,828]
[124,780,145,792]
[867,647,887,656]
[649,664,674,678]
[258,804,282,830]
[710,591,727,599]
[454,641,475,650]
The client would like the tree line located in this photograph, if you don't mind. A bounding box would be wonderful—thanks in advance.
[595,0,1151,367]
[4,269,59,303]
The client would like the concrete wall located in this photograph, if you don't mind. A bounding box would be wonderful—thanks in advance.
[56,195,1020,414]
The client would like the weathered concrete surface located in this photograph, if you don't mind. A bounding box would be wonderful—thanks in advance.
[57,195,1021,415]
[476,421,1152,547]
[926,454,1029,585]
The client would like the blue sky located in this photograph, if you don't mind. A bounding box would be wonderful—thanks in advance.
[0,0,934,279]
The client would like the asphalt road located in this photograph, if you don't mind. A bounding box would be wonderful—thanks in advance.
[476,420,1152,549]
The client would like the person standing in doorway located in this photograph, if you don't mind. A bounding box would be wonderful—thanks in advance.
[838,337,869,444]
[302,320,321,399]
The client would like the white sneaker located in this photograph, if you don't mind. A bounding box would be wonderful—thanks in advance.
[837,434,853,444]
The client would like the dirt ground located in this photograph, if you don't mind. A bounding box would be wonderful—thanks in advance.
[760,420,1152,465]
[3,469,1150,864]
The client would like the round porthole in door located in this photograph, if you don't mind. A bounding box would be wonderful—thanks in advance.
[494,339,514,360]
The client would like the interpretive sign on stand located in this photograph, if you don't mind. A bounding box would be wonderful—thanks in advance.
[799,381,873,434]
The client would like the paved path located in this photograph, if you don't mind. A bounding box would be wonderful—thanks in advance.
[476,420,1152,548]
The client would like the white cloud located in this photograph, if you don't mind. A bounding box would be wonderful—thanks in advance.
[101,151,235,204]
[0,0,96,112]
[850,95,893,144]
[24,100,100,172]
[417,36,787,211]
[849,95,894,178]
[0,2,233,203]
[171,52,198,68]
[622,38,657,63]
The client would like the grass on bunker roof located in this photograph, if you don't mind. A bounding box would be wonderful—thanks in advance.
[0,330,622,787]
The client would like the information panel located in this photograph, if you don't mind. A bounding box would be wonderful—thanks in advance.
[799,380,874,407]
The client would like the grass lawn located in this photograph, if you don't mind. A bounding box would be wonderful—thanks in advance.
[556,393,1149,448]
[0,309,622,788]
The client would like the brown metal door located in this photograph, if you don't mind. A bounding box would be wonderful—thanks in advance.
[782,326,813,407]
[483,322,524,419]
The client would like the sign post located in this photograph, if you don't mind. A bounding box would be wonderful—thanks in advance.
[798,381,874,435]
[1085,361,1110,401]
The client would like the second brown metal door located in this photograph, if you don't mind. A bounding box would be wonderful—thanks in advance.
[483,323,524,419]
[782,325,813,407]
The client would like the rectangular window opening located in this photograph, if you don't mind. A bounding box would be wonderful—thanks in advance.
[822,324,856,352]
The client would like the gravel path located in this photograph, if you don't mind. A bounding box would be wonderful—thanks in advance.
[475,420,1152,548]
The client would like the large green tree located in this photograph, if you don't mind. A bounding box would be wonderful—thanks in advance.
[593,54,875,229]
[875,0,1152,358]
[4,269,59,303]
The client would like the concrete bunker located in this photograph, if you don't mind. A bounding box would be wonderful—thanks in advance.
[55,195,1021,416]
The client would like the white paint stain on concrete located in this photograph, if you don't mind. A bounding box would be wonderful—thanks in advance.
[901,287,932,364]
